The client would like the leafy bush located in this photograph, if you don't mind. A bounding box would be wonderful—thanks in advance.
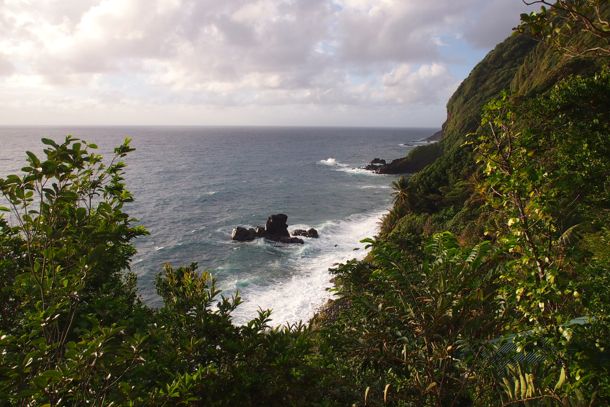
[0,137,329,406]
[321,232,501,405]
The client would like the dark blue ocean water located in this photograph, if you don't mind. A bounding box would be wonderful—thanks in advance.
[0,126,435,324]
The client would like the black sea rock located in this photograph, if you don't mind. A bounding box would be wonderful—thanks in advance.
[254,226,266,237]
[232,214,306,244]
[277,236,304,244]
[231,226,256,242]
[292,228,319,238]
[265,214,290,238]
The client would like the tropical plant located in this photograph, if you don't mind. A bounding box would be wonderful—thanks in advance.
[519,0,610,57]
[0,137,330,406]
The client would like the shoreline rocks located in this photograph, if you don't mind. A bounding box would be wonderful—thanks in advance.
[363,129,443,174]
[231,226,257,242]
[231,214,318,244]
[364,158,387,172]
[265,214,290,239]
[292,228,319,238]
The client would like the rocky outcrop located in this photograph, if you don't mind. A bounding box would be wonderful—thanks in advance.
[265,214,290,238]
[364,158,387,172]
[231,226,257,242]
[364,140,443,175]
[279,236,305,244]
[231,214,313,244]
[292,228,319,238]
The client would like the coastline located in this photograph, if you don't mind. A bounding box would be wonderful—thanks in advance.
[231,207,389,326]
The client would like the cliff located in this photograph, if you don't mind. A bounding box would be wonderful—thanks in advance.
[380,30,605,237]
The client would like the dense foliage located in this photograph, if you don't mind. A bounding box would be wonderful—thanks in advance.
[519,0,610,58]
[322,68,610,406]
[0,139,329,406]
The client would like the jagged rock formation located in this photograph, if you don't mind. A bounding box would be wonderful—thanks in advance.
[231,214,317,244]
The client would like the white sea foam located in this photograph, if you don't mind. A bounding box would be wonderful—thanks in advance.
[399,139,438,147]
[319,157,347,167]
[335,167,378,176]
[319,157,378,176]
[230,208,387,326]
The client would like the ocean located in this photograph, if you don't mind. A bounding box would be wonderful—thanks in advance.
[0,126,435,325]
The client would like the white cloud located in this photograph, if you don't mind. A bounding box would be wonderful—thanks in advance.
[0,0,538,125]
[0,53,13,75]
[382,63,456,105]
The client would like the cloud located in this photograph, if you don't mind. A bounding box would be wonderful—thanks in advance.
[381,63,457,105]
[462,0,532,48]
[0,0,539,125]
[0,54,13,76]
[335,0,482,63]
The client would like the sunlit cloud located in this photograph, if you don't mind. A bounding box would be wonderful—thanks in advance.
[0,0,534,126]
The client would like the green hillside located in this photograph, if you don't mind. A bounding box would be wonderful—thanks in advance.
[320,3,610,404]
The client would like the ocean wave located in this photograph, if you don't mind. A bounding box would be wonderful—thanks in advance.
[319,157,347,167]
[335,167,378,176]
[399,140,438,147]
[319,157,378,176]
[230,208,387,326]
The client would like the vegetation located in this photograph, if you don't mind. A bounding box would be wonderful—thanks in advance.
[323,68,610,406]
[519,0,610,58]
[0,138,328,405]
[1,4,609,406]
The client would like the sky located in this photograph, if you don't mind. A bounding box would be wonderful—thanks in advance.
[0,0,538,127]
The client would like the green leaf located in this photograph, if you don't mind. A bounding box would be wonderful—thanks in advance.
[76,207,87,220]
[41,138,58,147]
[554,366,566,390]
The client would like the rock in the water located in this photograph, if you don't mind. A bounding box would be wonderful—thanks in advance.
[254,226,266,237]
[266,214,290,238]
[292,228,319,238]
[231,226,256,242]
[307,228,319,238]
[233,214,305,244]
[364,158,387,171]
[279,236,304,244]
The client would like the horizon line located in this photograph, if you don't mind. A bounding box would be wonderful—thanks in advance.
[0,124,441,130]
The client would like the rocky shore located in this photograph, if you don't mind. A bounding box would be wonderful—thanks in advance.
[364,130,443,174]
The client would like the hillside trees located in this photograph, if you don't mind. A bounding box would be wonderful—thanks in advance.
[472,67,610,405]
[0,137,150,404]
[320,6,610,405]
[520,0,610,57]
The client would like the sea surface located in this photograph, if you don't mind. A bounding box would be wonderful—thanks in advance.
[0,126,435,325]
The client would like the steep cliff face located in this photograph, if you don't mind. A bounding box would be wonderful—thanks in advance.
[380,35,537,176]
[443,35,537,151]
[382,30,605,237]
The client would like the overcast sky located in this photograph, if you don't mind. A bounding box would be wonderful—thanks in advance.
[0,0,536,127]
